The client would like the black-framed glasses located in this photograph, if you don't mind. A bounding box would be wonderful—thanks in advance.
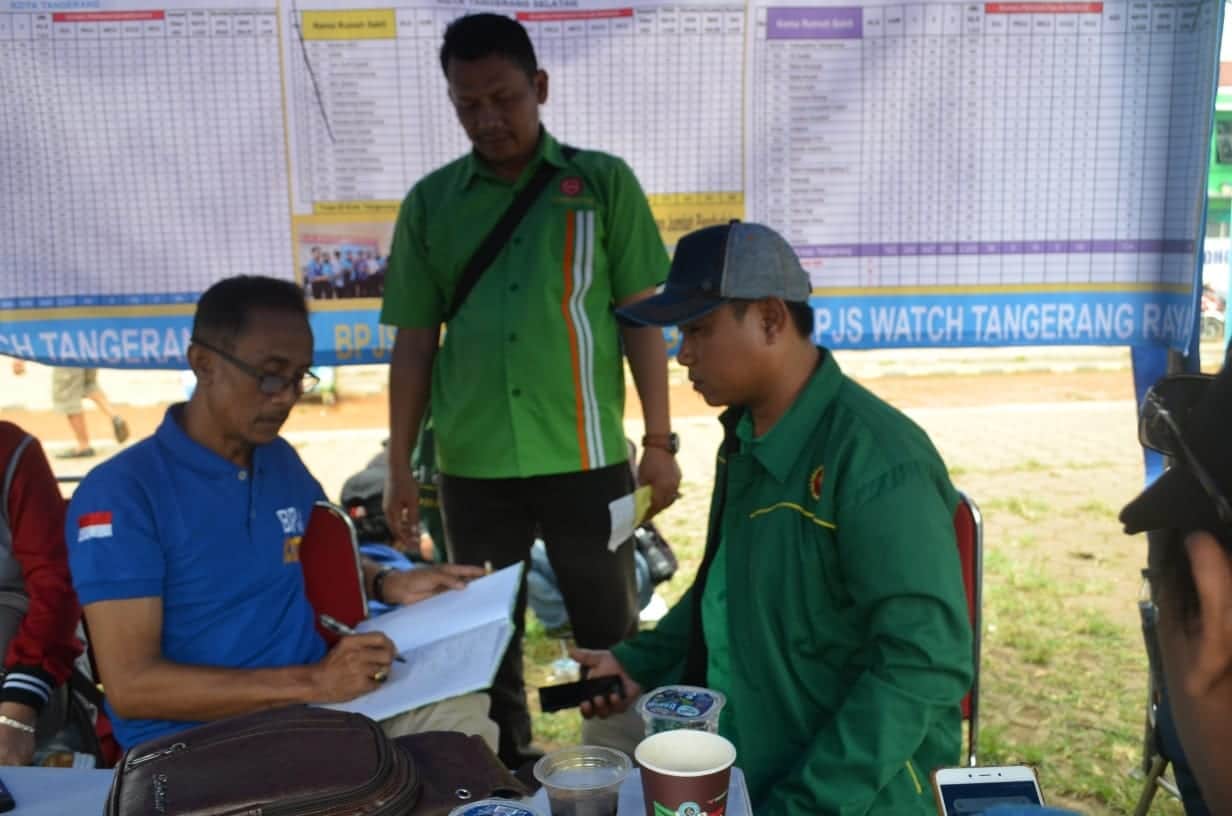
[192,337,319,397]
[1139,374,1232,526]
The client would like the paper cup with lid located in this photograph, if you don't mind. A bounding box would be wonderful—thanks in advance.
[637,685,726,735]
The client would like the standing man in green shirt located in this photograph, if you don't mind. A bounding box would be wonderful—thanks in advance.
[380,13,681,767]
[577,222,973,814]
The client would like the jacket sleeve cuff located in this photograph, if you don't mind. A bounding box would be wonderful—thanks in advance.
[612,639,684,690]
[0,666,55,713]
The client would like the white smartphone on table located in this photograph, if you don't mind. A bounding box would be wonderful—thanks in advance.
[931,765,1045,815]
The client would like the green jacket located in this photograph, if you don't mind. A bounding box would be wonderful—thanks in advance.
[614,353,973,815]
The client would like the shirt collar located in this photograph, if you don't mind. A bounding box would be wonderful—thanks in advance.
[459,127,570,190]
[155,404,268,478]
[720,349,842,484]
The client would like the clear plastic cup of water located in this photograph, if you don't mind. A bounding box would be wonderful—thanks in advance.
[532,745,631,816]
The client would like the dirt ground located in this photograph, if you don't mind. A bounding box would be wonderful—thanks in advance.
[2,368,1132,445]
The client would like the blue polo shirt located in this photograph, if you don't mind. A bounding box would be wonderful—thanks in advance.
[67,406,328,749]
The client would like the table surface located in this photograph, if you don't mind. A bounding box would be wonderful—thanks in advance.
[0,763,752,816]
[2,766,115,815]
[529,767,751,816]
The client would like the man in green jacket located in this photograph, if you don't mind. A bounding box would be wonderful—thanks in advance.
[577,221,974,815]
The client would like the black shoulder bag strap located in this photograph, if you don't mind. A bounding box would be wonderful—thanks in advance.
[444,145,579,323]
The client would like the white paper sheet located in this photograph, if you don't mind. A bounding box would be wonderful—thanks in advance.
[322,563,521,721]
[608,485,653,552]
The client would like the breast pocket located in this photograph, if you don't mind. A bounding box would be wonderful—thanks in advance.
[793,521,858,654]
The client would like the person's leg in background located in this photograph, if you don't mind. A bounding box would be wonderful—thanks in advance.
[528,538,654,636]
[439,474,538,768]
[534,465,642,752]
[52,367,93,458]
[535,464,639,651]
[81,369,129,445]
[379,692,499,752]
[52,368,128,457]
[526,540,571,635]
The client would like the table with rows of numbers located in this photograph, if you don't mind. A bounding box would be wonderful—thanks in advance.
[0,0,291,307]
[747,0,1218,289]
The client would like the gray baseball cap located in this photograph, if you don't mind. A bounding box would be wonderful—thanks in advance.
[615,221,811,327]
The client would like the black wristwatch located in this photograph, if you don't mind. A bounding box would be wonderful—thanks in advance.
[642,432,680,455]
[371,565,396,605]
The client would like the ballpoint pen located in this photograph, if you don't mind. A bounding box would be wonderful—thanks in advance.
[318,613,406,663]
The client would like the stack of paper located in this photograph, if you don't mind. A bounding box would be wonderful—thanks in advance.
[323,563,522,721]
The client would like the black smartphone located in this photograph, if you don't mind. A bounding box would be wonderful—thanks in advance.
[0,774,15,813]
[538,675,625,713]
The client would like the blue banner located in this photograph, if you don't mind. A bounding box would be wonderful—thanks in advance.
[0,286,1195,368]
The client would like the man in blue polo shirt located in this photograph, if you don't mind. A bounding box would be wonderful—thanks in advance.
[66,276,496,751]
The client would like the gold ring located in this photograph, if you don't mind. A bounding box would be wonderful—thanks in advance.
[372,669,388,683]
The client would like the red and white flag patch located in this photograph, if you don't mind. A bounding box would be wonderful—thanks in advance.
[77,511,114,542]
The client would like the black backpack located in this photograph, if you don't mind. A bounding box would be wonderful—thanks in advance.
[340,416,440,548]
[339,448,392,544]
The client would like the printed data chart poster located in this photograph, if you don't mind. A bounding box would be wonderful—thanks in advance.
[0,0,1220,366]
[745,0,1218,348]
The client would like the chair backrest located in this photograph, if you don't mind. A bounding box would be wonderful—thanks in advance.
[301,501,368,644]
[953,490,984,767]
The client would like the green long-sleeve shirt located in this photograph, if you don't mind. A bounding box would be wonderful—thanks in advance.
[614,352,973,815]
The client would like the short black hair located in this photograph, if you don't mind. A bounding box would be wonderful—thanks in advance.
[787,301,815,338]
[730,299,815,339]
[439,14,538,78]
[192,276,308,348]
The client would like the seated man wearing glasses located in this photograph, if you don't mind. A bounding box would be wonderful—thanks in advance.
[65,276,497,752]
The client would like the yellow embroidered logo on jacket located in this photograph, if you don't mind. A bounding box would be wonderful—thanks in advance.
[809,465,825,501]
[283,536,302,563]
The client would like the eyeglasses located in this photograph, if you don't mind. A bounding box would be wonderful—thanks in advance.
[192,337,319,397]
[1139,374,1232,526]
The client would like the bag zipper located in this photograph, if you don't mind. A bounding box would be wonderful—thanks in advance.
[125,741,186,769]
[126,716,360,768]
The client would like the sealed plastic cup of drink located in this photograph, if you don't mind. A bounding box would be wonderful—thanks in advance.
[532,745,631,816]
[449,801,545,816]
[637,685,726,735]
[634,730,737,816]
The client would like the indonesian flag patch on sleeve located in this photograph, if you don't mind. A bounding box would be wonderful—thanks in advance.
[77,511,114,542]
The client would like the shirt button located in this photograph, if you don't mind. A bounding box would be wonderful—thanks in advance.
[509,333,517,342]
[237,471,248,481]
[512,388,521,397]
[509,283,519,292]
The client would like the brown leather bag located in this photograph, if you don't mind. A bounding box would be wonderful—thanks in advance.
[104,706,527,816]
[396,731,530,815]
